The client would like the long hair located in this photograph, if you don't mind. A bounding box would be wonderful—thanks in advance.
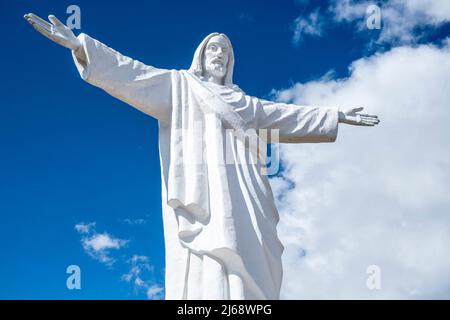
[188,33,235,87]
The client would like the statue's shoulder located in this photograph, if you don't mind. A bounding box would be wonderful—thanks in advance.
[228,84,245,95]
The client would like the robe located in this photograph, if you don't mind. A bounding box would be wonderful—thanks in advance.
[72,33,339,299]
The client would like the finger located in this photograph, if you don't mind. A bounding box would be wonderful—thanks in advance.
[352,107,364,113]
[360,115,379,121]
[31,23,54,40]
[361,116,380,123]
[359,113,378,119]
[27,15,53,33]
[48,14,65,27]
[361,120,379,126]
[30,19,53,34]
[359,114,379,120]
[362,119,377,126]
[28,13,53,29]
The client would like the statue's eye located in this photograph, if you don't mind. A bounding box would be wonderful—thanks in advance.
[209,45,217,51]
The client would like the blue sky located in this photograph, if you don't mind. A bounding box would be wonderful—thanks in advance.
[1,0,449,299]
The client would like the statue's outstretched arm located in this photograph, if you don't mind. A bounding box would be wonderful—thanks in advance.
[254,97,380,143]
[24,13,172,123]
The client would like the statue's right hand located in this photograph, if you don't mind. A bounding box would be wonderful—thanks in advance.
[24,13,81,51]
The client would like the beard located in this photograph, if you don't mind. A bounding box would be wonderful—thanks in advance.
[204,61,226,79]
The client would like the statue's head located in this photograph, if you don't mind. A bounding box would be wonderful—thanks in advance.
[189,33,235,86]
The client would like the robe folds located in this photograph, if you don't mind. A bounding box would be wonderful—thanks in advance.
[72,33,339,299]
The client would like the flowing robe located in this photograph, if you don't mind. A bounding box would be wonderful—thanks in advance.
[72,33,339,299]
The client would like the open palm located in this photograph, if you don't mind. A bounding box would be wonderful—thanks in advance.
[24,13,80,51]
[339,107,380,126]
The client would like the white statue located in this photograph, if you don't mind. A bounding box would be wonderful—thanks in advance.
[24,13,379,300]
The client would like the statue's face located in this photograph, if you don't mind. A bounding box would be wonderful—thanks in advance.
[202,35,230,81]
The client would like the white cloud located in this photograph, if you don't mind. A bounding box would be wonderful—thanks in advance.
[330,0,450,45]
[391,0,450,23]
[147,284,164,300]
[292,8,325,45]
[84,233,127,252]
[290,1,450,47]
[121,255,164,300]
[74,222,96,234]
[75,222,128,266]
[74,223,163,298]
[271,39,450,298]
[330,0,368,23]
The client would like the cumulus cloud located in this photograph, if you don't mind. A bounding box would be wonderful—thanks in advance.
[330,0,450,45]
[292,8,325,45]
[146,284,165,300]
[74,222,96,234]
[291,0,450,47]
[271,40,450,298]
[75,222,128,266]
[74,223,163,298]
[121,255,164,300]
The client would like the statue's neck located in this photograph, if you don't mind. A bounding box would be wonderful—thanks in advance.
[203,74,224,86]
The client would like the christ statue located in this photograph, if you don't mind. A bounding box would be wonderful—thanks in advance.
[24,13,379,300]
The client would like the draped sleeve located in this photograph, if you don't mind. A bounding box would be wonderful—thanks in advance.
[253,97,339,143]
[72,33,173,123]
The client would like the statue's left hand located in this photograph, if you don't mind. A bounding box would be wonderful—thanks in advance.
[338,107,380,126]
